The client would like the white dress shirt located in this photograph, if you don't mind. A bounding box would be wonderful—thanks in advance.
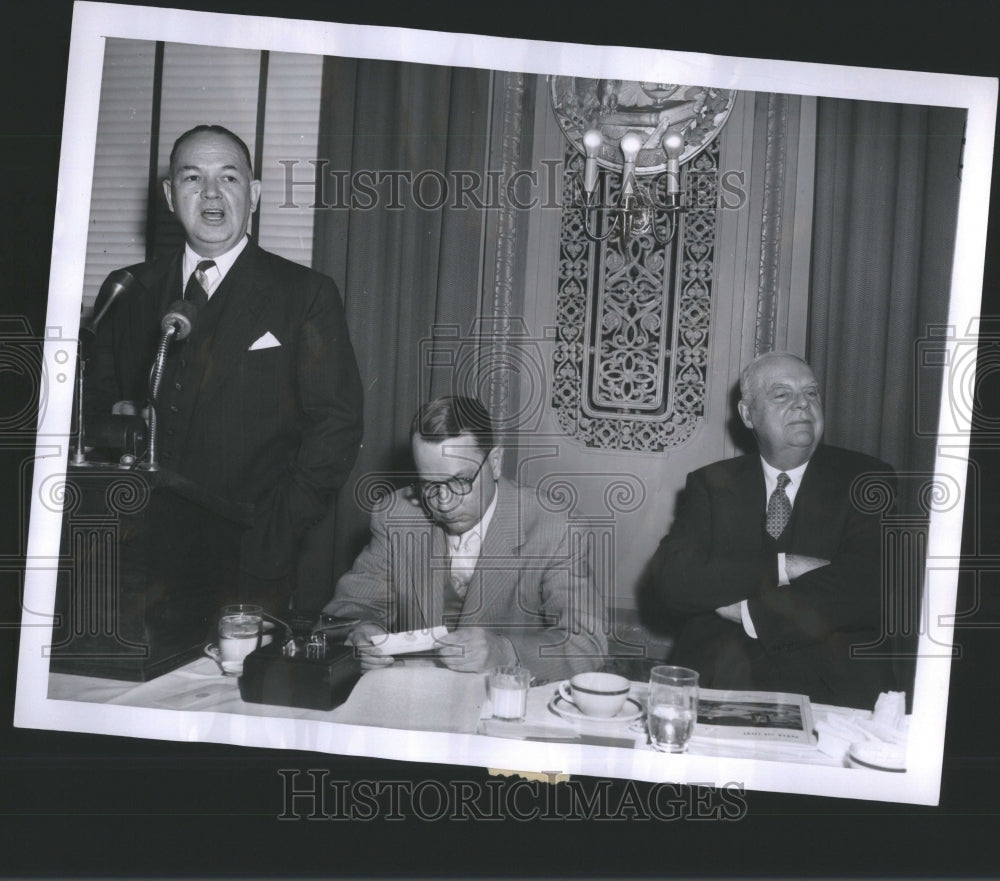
[181,235,249,299]
[446,484,499,591]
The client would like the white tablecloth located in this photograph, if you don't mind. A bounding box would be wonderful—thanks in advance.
[48,657,866,767]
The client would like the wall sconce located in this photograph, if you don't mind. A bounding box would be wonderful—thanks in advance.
[581,127,686,245]
[551,79,737,247]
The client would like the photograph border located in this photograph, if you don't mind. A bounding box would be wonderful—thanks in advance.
[13,0,998,807]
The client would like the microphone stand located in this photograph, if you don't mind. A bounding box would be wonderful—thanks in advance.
[71,269,138,468]
[145,298,197,472]
[145,324,180,472]
[72,340,87,466]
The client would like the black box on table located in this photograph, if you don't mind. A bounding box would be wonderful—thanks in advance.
[239,640,361,712]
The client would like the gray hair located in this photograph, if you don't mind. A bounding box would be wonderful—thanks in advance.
[739,351,811,404]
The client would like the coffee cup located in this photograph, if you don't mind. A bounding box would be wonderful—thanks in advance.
[557,671,631,717]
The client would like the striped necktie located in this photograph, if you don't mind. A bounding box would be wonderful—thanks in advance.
[184,259,216,310]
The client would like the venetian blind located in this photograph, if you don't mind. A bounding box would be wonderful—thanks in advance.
[151,43,261,260]
[81,38,155,310]
[256,51,323,267]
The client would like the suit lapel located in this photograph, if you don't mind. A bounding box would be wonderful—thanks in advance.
[428,523,451,628]
[790,446,835,544]
[729,456,767,546]
[461,481,523,623]
[119,253,181,401]
[194,242,275,407]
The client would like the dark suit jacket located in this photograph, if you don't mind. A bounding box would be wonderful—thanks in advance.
[88,240,364,589]
[639,445,898,708]
[324,479,608,683]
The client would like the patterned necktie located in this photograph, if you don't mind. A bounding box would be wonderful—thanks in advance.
[766,472,792,539]
[184,259,216,310]
[449,530,482,598]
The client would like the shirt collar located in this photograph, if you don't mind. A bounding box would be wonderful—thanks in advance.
[759,457,809,483]
[183,235,249,293]
[759,456,810,506]
[447,482,500,552]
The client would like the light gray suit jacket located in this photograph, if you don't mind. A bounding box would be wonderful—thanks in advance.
[325,479,607,682]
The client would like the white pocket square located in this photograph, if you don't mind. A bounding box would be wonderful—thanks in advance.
[249,331,281,351]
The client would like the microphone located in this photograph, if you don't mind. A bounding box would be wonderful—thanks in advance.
[73,268,141,466]
[146,298,199,471]
[83,268,138,335]
[160,299,199,341]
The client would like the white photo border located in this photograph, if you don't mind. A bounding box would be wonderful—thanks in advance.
[14,0,998,807]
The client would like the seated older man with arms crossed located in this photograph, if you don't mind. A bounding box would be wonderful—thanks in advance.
[325,396,606,682]
[640,352,898,709]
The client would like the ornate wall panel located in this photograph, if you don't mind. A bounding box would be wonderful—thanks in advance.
[483,71,528,430]
[552,140,721,451]
[754,93,791,356]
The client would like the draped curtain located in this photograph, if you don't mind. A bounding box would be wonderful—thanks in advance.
[809,99,965,701]
[809,99,965,502]
[296,58,492,609]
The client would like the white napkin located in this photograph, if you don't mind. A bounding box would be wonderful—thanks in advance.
[814,691,909,769]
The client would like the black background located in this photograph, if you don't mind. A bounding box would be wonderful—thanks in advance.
[3,1,999,877]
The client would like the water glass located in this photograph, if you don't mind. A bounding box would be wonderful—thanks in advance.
[217,603,263,676]
[647,665,699,753]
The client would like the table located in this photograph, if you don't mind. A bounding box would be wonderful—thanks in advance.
[47,657,870,768]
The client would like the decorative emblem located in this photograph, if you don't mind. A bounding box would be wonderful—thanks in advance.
[550,78,736,176]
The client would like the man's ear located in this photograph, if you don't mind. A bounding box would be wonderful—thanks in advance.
[488,446,503,480]
[737,399,753,430]
[161,179,174,213]
[249,179,262,212]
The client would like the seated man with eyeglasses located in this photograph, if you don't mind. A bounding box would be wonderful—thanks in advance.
[323,395,607,680]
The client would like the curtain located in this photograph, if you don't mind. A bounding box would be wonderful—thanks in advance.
[809,99,965,494]
[809,99,965,702]
[294,58,492,609]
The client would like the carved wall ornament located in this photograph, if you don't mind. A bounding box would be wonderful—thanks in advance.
[552,140,721,451]
[550,78,736,176]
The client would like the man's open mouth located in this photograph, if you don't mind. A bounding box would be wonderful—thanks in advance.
[201,208,225,222]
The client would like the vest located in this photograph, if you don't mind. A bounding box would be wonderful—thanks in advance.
[154,280,235,473]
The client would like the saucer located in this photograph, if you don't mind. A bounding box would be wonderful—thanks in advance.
[548,693,643,724]
[847,741,906,772]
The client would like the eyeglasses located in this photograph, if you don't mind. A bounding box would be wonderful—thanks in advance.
[414,455,490,505]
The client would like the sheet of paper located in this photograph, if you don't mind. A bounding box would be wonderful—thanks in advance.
[332,666,486,733]
[376,626,449,655]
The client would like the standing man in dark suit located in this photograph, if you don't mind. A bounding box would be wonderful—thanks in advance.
[324,396,607,683]
[87,125,363,611]
[639,352,897,708]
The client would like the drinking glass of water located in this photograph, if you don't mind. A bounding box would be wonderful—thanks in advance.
[647,665,699,753]
[216,604,263,676]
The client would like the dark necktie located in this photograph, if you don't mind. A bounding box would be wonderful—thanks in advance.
[766,472,792,539]
[184,259,216,310]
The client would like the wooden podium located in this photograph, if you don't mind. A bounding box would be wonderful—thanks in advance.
[49,464,253,681]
